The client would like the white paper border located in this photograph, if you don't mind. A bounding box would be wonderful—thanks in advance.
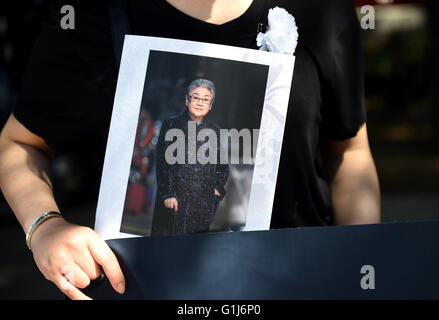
[94,35,295,240]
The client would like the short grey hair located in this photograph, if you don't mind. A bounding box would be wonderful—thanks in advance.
[186,78,216,103]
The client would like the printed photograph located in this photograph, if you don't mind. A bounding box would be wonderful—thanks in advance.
[94,36,295,239]
[120,51,269,236]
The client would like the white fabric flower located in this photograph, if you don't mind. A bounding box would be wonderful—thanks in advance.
[256,7,299,55]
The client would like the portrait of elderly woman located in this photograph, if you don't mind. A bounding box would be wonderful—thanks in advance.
[151,79,230,236]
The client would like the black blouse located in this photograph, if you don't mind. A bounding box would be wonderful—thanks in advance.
[13,0,366,228]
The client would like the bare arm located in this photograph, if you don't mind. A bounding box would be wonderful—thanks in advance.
[0,114,125,299]
[0,115,59,231]
[320,123,381,225]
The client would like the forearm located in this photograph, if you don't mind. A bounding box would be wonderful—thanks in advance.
[0,116,125,299]
[330,149,381,225]
[0,139,60,233]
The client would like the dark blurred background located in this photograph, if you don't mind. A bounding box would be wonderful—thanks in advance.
[0,0,438,299]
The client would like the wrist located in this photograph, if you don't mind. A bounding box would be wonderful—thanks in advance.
[25,211,65,251]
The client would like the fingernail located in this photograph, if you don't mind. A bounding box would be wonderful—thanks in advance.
[117,282,125,294]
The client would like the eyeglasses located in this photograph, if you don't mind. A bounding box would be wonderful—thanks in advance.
[189,95,212,105]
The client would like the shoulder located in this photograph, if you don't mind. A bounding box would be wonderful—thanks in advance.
[275,0,359,51]
[278,0,357,27]
[162,111,186,128]
[13,0,115,152]
[44,0,114,59]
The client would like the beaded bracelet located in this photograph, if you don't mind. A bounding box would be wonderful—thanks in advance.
[25,211,63,250]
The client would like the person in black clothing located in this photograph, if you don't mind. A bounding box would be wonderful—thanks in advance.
[151,78,229,236]
[0,0,380,299]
